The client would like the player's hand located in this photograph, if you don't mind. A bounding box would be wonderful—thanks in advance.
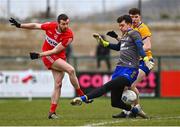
[93,33,109,47]
[29,52,40,60]
[9,17,21,28]
[106,30,118,39]
[143,56,155,70]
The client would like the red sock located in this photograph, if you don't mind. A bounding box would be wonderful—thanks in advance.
[50,103,57,113]
[76,88,84,96]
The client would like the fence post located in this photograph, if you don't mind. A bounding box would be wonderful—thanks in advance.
[156,56,161,97]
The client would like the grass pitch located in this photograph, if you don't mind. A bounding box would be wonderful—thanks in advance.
[0,98,180,126]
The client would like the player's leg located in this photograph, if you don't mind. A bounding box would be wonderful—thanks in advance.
[48,69,64,119]
[130,69,145,105]
[88,76,128,99]
[111,84,132,118]
[128,60,150,118]
[112,85,148,119]
[51,58,84,96]
[112,86,133,118]
[71,76,128,105]
[120,70,148,119]
[71,66,135,105]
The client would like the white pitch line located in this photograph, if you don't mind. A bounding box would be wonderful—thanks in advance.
[84,119,138,126]
[84,116,180,126]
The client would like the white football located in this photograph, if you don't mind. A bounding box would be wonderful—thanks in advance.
[121,90,137,105]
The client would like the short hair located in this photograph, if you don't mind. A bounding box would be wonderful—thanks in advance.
[57,14,69,23]
[117,15,132,24]
[129,8,141,15]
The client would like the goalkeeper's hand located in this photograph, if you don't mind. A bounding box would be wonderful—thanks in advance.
[93,33,109,47]
[9,17,21,28]
[29,52,40,60]
[106,30,118,39]
[143,56,155,70]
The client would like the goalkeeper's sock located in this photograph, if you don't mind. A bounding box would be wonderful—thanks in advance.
[80,95,88,102]
[50,103,57,113]
[76,88,84,96]
[131,106,139,114]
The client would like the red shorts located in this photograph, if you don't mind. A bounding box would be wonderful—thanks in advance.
[42,54,66,69]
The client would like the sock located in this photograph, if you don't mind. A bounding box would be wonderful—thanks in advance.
[80,95,88,102]
[131,106,139,114]
[76,88,84,96]
[50,103,57,113]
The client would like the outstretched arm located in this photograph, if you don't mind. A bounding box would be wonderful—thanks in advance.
[30,38,73,59]
[108,43,120,51]
[20,23,42,30]
[40,43,66,57]
[30,44,66,60]
[93,33,120,51]
[9,17,42,30]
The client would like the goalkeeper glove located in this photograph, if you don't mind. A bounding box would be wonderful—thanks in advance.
[29,52,40,60]
[106,30,118,39]
[143,56,155,70]
[93,33,109,47]
[9,17,21,28]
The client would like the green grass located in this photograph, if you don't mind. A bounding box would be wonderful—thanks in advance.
[0,98,180,126]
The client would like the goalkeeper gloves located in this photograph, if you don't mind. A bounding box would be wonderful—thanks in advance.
[106,30,118,39]
[29,52,40,60]
[9,17,21,28]
[93,33,109,47]
[143,56,155,70]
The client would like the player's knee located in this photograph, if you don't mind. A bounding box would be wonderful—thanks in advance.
[55,84,62,89]
[111,99,131,110]
[67,67,75,75]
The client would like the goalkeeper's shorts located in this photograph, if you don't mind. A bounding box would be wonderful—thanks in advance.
[112,66,139,85]
[139,60,150,76]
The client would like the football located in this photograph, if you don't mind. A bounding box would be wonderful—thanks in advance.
[121,90,137,105]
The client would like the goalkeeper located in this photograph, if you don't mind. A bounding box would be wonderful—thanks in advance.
[71,15,154,119]
[107,8,154,118]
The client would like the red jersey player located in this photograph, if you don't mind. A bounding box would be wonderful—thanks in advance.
[9,14,91,119]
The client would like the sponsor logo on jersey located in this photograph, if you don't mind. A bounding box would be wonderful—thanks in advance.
[120,42,129,50]
[45,35,58,47]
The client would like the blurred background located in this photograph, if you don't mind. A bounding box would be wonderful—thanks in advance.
[0,0,180,98]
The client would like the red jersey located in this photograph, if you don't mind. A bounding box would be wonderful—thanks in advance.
[41,22,73,60]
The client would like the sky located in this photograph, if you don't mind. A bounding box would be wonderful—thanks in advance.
[0,0,141,19]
